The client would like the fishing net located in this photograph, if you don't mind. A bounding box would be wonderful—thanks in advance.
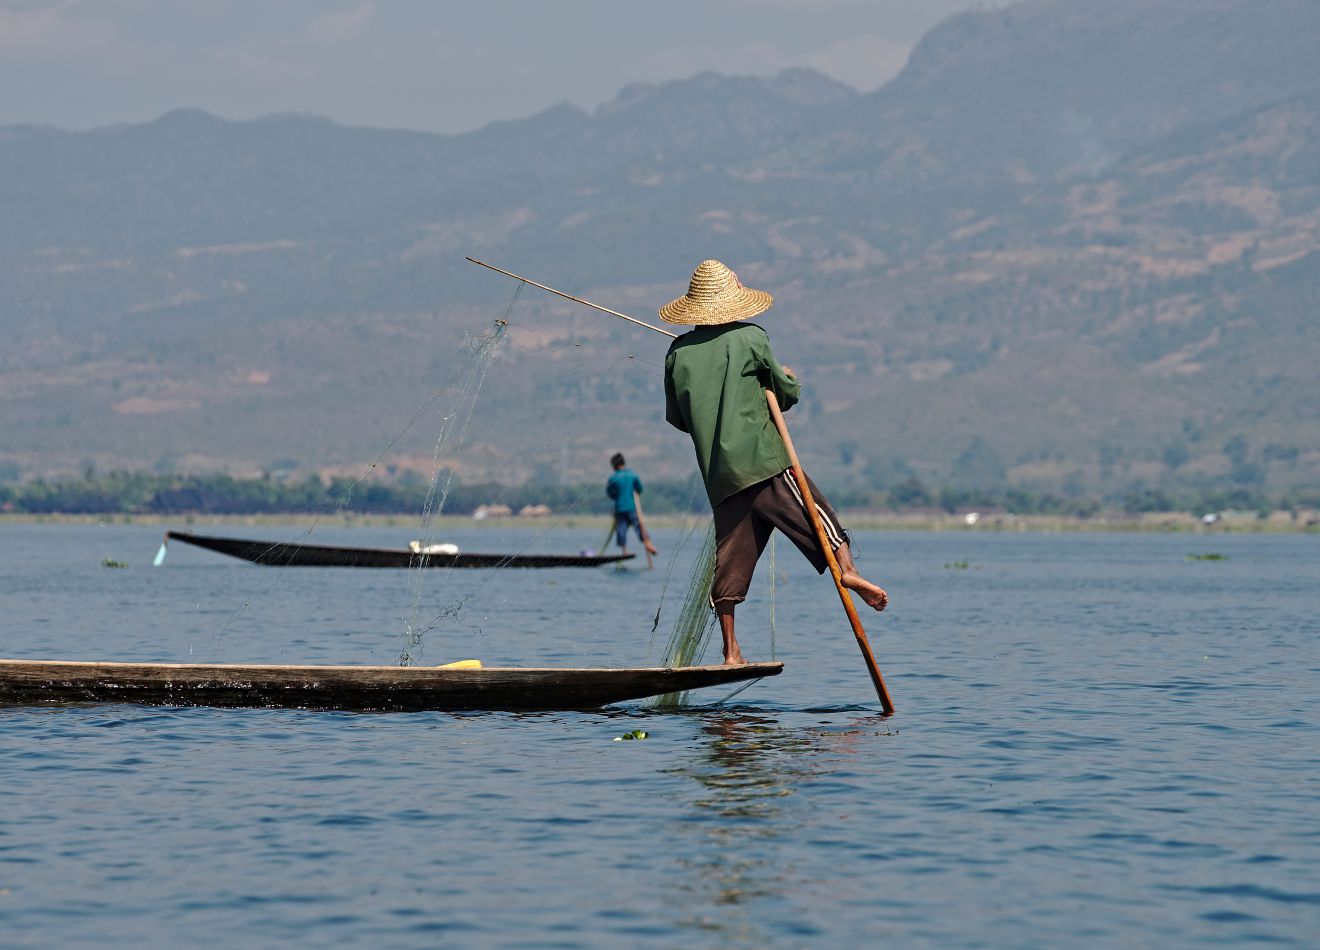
[648,523,716,708]
[399,316,511,665]
[647,518,777,710]
[195,308,516,656]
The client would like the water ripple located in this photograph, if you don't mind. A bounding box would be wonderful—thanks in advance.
[1,526,1317,946]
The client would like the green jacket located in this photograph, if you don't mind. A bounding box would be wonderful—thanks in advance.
[664,322,801,506]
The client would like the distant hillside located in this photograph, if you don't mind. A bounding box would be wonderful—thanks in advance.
[1,0,1317,500]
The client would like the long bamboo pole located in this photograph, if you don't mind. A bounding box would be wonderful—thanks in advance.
[466,256,893,709]
[765,391,894,712]
[466,258,677,339]
[634,490,655,569]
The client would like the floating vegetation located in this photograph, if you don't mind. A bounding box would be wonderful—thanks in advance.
[101,558,128,569]
[944,559,978,570]
[613,730,649,741]
[1187,553,1229,561]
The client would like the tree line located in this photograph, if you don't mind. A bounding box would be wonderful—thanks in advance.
[2,471,1316,517]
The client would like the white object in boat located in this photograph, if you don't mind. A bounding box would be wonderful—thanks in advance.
[408,541,460,555]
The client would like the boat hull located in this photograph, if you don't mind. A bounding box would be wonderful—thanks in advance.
[0,659,783,712]
[165,531,633,569]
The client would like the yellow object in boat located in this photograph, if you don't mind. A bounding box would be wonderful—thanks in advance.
[437,659,483,669]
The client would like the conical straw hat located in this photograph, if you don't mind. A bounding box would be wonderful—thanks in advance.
[659,259,773,326]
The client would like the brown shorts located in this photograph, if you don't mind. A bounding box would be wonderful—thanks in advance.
[711,469,848,607]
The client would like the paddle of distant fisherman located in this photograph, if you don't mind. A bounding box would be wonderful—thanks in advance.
[662,260,888,666]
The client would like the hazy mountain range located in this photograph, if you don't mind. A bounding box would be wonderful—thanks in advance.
[3,0,1317,499]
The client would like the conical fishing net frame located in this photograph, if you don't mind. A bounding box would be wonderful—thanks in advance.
[649,525,717,708]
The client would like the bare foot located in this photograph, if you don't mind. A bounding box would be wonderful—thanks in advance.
[644,541,658,556]
[841,571,888,611]
[723,651,748,666]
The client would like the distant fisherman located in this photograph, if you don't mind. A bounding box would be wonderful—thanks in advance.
[606,453,658,559]
[662,260,888,666]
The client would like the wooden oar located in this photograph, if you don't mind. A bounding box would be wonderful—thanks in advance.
[634,490,656,569]
[765,390,895,713]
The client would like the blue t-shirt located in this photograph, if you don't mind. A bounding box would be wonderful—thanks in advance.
[606,469,643,513]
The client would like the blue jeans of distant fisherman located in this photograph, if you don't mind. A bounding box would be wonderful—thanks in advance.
[614,510,644,548]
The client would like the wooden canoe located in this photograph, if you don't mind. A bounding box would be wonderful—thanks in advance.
[164,531,633,569]
[0,659,783,712]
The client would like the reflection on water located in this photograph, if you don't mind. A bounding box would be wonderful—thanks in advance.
[665,711,897,943]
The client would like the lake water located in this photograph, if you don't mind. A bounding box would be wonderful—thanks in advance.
[1,522,1317,947]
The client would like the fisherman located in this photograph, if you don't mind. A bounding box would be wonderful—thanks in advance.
[662,260,888,666]
[606,452,658,558]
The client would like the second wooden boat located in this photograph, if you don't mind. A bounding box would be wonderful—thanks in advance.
[164,531,633,568]
[0,658,783,712]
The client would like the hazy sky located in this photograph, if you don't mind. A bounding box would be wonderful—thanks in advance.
[0,0,981,133]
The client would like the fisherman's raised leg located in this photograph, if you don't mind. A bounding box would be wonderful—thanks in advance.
[635,516,658,557]
[834,543,888,611]
[769,468,888,612]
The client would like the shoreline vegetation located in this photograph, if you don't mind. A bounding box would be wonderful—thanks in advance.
[4,510,1316,535]
[1,471,1317,533]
